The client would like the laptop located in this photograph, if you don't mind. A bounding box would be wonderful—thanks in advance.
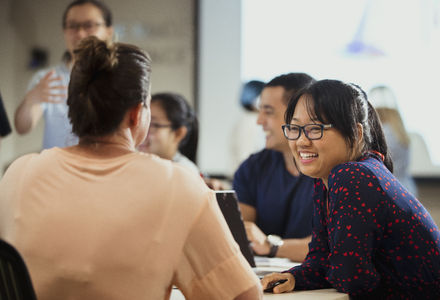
[215,190,256,267]
[215,190,300,277]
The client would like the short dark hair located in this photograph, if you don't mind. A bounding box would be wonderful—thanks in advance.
[240,80,265,111]
[67,36,151,137]
[265,73,315,105]
[151,93,198,163]
[285,79,393,172]
[62,0,113,63]
[62,0,112,28]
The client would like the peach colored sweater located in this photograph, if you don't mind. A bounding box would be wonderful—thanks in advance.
[0,148,258,300]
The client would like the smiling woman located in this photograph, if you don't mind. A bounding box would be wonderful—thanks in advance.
[261,80,440,298]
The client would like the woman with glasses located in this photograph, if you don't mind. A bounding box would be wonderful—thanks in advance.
[137,93,199,175]
[261,80,440,298]
[0,36,262,300]
[14,0,113,149]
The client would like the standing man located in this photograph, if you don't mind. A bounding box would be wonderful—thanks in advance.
[14,0,113,149]
[233,73,315,262]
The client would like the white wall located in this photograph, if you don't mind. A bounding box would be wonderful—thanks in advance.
[198,0,242,176]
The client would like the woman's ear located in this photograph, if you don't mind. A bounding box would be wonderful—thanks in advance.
[355,123,364,154]
[349,123,365,160]
[357,123,364,144]
[128,103,144,127]
[174,126,188,144]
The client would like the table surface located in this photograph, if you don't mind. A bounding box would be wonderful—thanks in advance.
[170,257,349,299]
[170,288,348,300]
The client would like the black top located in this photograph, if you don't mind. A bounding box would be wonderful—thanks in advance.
[0,93,12,137]
[288,152,440,298]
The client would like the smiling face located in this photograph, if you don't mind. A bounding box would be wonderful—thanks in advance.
[257,86,290,153]
[288,95,358,186]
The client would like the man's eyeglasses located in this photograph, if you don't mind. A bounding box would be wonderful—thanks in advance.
[282,124,333,140]
[65,21,105,33]
[149,122,173,132]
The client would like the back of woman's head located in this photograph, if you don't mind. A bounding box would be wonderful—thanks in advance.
[375,107,410,147]
[368,86,410,147]
[285,79,393,172]
[152,93,198,163]
[368,85,398,109]
[68,36,151,137]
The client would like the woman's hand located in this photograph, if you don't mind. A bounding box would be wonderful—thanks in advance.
[260,272,295,294]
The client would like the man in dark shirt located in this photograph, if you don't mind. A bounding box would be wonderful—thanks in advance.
[233,73,315,262]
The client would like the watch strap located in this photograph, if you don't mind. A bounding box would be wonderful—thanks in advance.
[268,244,279,258]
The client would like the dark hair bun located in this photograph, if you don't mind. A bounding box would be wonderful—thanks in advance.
[73,36,117,85]
[67,36,152,137]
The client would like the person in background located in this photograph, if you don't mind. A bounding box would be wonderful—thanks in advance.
[0,92,12,145]
[262,80,440,298]
[14,0,113,149]
[137,93,225,190]
[233,73,316,262]
[368,85,418,196]
[137,92,199,175]
[230,80,265,171]
[0,36,262,300]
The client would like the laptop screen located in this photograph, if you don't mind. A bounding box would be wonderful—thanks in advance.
[215,190,256,267]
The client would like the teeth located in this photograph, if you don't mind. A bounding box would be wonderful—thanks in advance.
[300,152,317,159]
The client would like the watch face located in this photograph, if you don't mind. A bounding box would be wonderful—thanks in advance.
[267,234,283,246]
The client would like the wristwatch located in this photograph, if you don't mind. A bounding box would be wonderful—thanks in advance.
[266,234,284,258]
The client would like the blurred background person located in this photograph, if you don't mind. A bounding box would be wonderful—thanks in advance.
[230,80,265,171]
[0,36,262,300]
[14,0,114,149]
[368,85,418,196]
[137,92,199,175]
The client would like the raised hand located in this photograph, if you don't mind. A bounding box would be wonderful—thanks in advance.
[15,70,68,134]
[25,70,67,105]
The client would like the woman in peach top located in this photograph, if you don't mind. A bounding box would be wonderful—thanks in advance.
[0,36,261,300]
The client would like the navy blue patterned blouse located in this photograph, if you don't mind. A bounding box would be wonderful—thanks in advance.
[287,152,440,299]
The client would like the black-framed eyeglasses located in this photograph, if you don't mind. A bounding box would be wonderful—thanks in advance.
[65,21,105,33]
[282,123,333,140]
